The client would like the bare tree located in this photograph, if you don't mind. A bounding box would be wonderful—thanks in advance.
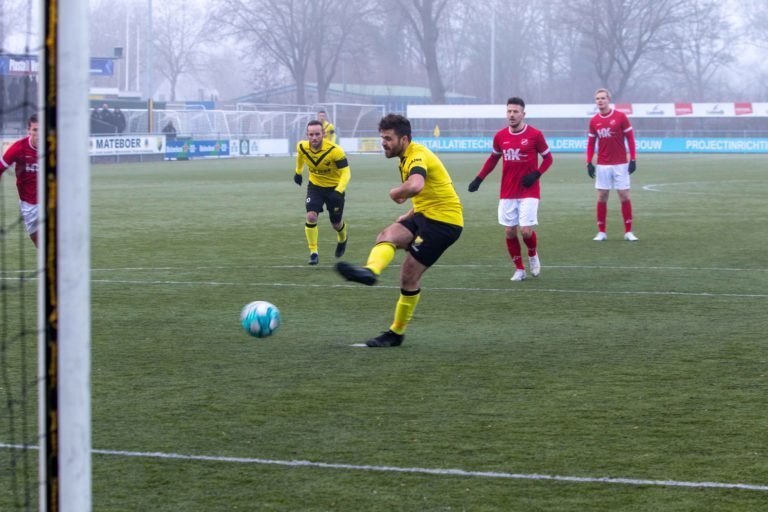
[393,0,453,103]
[0,0,28,52]
[565,0,687,98]
[152,0,212,102]
[310,0,377,103]
[743,0,768,47]
[438,2,475,96]
[662,0,739,100]
[214,0,316,104]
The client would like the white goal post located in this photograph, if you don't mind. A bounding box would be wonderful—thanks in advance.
[39,0,92,510]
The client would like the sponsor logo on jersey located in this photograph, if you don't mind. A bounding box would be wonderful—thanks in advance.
[596,128,613,139]
[503,148,522,160]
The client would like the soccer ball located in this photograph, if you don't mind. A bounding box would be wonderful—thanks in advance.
[240,301,281,338]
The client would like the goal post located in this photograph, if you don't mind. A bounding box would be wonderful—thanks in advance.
[39,0,92,510]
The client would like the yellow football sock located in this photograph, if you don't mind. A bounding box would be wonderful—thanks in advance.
[390,289,421,335]
[335,222,347,243]
[365,242,396,276]
[305,222,318,253]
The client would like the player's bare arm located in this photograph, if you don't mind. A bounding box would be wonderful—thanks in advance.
[389,173,425,204]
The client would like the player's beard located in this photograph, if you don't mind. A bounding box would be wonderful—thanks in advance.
[383,144,400,159]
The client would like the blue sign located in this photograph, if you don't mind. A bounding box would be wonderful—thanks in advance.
[0,54,116,76]
[417,137,768,154]
[165,139,230,159]
[90,58,115,77]
[414,137,493,152]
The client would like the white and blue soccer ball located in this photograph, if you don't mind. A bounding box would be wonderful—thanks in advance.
[240,301,281,338]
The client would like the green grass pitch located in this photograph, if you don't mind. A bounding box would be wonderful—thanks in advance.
[2,153,768,510]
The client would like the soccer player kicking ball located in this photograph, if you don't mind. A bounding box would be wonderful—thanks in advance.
[468,97,553,281]
[335,114,463,347]
[293,119,351,265]
[0,114,40,247]
[586,88,638,241]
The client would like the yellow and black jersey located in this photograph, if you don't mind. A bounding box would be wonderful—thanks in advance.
[295,140,350,192]
[399,142,463,227]
[321,121,336,144]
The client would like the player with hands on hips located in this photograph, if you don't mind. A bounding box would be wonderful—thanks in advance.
[468,97,553,281]
[586,88,638,241]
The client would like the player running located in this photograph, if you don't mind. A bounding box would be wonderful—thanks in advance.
[335,114,463,347]
[293,119,351,265]
[468,97,553,281]
[1,114,40,247]
[586,88,638,241]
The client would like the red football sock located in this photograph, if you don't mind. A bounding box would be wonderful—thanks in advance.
[506,237,524,270]
[596,202,607,232]
[621,200,633,232]
[523,231,537,257]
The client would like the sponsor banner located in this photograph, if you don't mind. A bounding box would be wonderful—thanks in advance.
[229,138,290,157]
[90,58,115,77]
[339,137,383,153]
[165,139,230,159]
[408,103,768,119]
[90,135,165,155]
[735,102,753,115]
[414,137,493,152]
[0,55,40,76]
[674,103,693,115]
[1,54,114,76]
[412,137,768,153]
[548,137,768,154]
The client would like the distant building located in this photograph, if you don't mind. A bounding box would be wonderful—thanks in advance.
[231,83,480,112]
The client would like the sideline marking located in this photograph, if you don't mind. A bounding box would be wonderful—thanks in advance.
[2,443,767,492]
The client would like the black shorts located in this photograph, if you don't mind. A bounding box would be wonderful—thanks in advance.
[306,183,345,224]
[398,213,462,267]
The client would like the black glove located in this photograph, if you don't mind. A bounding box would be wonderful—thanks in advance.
[628,160,636,174]
[293,173,303,186]
[468,176,483,192]
[521,171,541,188]
[587,163,595,179]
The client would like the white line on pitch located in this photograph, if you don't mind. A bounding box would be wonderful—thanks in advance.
[3,264,768,274]
[643,179,766,194]
[1,443,766,492]
[88,278,768,299]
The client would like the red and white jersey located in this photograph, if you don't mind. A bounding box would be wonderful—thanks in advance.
[1,136,39,204]
[482,125,550,199]
[588,109,633,165]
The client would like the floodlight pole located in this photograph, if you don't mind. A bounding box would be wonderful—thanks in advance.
[146,0,153,103]
[489,3,496,103]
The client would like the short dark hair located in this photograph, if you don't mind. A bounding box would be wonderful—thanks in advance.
[28,114,38,127]
[507,97,525,109]
[378,113,411,140]
[317,109,327,114]
[307,119,323,130]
